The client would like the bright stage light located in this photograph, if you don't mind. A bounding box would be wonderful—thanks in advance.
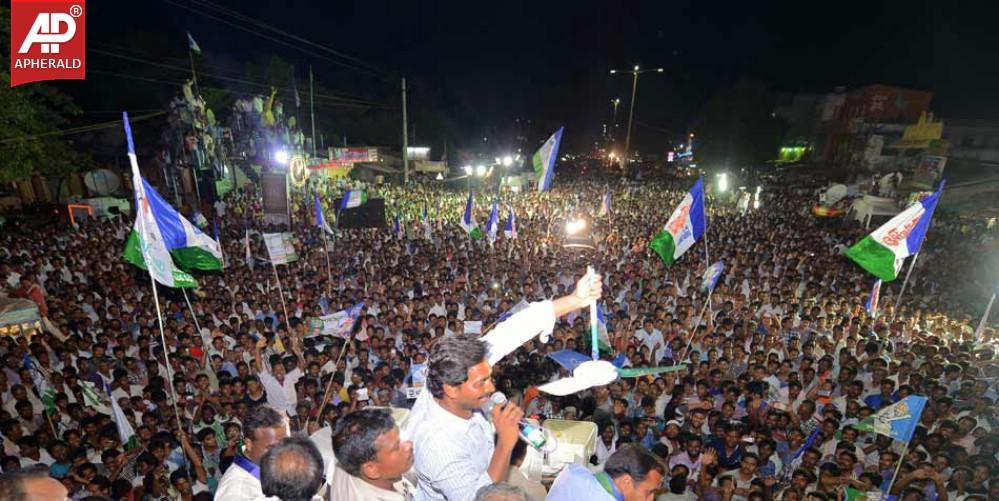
[273,150,290,165]
[565,218,587,235]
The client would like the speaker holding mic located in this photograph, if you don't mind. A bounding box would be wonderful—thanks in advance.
[482,392,558,453]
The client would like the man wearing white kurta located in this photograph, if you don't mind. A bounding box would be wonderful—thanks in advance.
[403,271,602,501]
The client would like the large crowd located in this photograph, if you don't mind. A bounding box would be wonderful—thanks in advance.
[0,169,997,501]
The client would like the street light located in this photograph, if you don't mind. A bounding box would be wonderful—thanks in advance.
[610,65,665,175]
[502,155,513,167]
[273,149,290,165]
[476,165,487,177]
[610,98,621,142]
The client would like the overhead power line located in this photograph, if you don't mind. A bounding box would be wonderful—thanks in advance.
[0,111,167,144]
[190,0,383,74]
[161,0,384,77]
[89,47,382,105]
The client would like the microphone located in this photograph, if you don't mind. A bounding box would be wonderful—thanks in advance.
[482,391,507,414]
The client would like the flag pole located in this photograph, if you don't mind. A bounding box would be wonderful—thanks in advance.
[151,282,188,435]
[885,440,911,496]
[587,267,599,361]
[321,222,334,298]
[181,289,203,335]
[271,261,292,332]
[188,47,199,96]
[677,293,713,364]
[975,290,996,340]
[890,252,919,324]
[306,339,350,431]
[126,113,190,436]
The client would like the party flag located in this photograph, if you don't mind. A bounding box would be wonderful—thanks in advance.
[460,192,483,240]
[486,200,499,244]
[853,395,928,443]
[533,127,564,192]
[865,279,882,317]
[314,195,334,235]
[340,189,368,209]
[650,177,706,267]
[846,182,944,281]
[187,32,201,55]
[504,204,517,239]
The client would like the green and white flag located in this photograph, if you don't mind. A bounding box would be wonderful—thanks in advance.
[460,192,483,240]
[533,127,563,192]
[80,381,111,416]
[121,113,203,288]
[111,394,138,449]
[187,32,201,55]
[650,177,706,267]
[845,183,943,281]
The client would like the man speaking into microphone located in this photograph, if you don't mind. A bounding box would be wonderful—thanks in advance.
[407,271,602,501]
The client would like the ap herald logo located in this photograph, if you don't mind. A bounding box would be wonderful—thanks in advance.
[10,0,86,87]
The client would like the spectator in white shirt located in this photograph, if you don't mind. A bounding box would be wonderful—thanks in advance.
[215,405,288,501]
[253,336,305,416]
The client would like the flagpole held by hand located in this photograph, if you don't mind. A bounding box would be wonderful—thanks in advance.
[889,252,919,324]
[587,267,599,361]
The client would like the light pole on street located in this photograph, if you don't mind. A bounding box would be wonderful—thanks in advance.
[610,98,621,142]
[610,65,663,175]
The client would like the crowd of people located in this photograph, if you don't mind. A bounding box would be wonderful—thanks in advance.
[0,168,996,501]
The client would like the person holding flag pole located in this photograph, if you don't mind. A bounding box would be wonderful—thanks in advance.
[851,395,929,496]
[120,112,190,435]
[314,193,335,296]
[845,180,944,324]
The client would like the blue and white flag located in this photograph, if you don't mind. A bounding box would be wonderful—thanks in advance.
[599,192,611,217]
[701,261,725,293]
[315,302,365,339]
[504,204,517,239]
[314,195,334,235]
[780,427,820,481]
[486,200,499,244]
[340,190,368,209]
[596,301,612,351]
[854,395,928,443]
[460,192,483,240]
[394,216,403,239]
[865,279,882,317]
[650,177,707,267]
[533,127,564,192]
[122,113,211,288]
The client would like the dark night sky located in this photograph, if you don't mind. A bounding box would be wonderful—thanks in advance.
[72,0,999,153]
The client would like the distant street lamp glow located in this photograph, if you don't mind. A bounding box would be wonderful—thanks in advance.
[502,155,513,167]
[273,150,289,165]
[476,165,487,177]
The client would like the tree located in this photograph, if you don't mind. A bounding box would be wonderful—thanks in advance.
[0,7,92,183]
[692,79,786,171]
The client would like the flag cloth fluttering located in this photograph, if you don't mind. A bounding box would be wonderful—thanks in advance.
[533,127,564,192]
[121,113,214,288]
[244,229,254,270]
[650,177,707,267]
[845,182,944,281]
[314,195,334,235]
[394,215,403,239]
[460,192,483,240]
[23,355,55,413]
[110,390,138,449]
[504,204,517,239]
[701,261,725,293]
[853,395,928,443]
[486,200,499,244]
[865,279,882,317]
[340,190,368,209]
[598,192,611,217]
[595,301,613,353]
[187,32,201,55]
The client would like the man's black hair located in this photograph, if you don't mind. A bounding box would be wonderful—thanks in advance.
[603,443,666,483]
[331,408,395,477]
[260,435,325,501]
[427,335,487,399]
[243,406,286,442]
